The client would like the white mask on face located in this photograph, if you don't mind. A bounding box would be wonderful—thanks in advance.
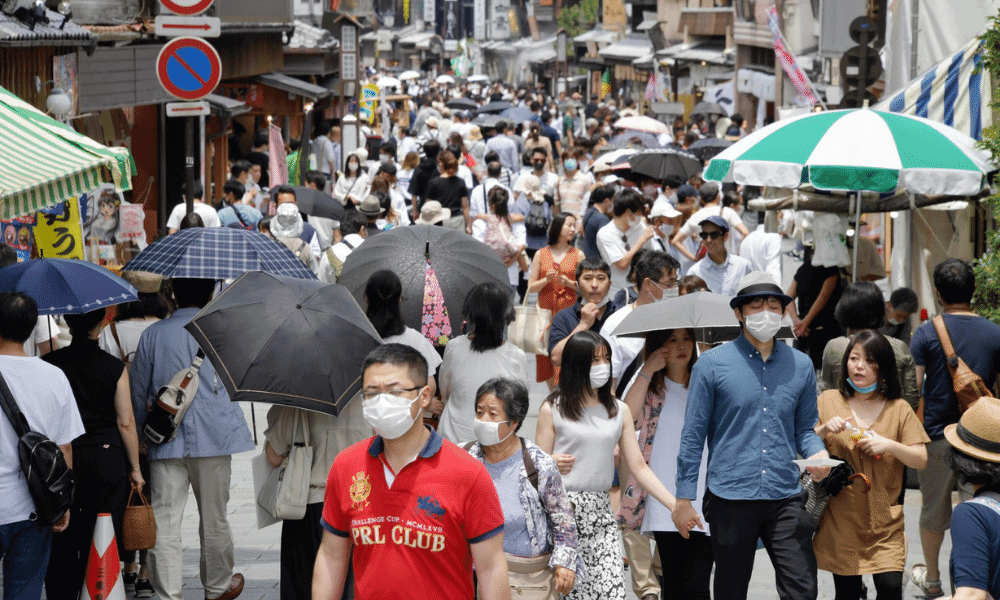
[589,363,611,388]
[362,391,422,439]
[657,286,679,301]
[380,155,392,164]
[744,310,782,342]
[886,317,902,326]
[473,419,513,446]
[658,223,674,237]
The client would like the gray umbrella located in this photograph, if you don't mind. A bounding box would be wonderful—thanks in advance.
[185,271,382,415]
[690,101,727,118]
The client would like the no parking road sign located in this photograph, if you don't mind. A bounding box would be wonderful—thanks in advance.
[159,0,213,15]
[156,37,221,101]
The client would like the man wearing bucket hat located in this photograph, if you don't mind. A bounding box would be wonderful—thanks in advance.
[674,271,831,600]
[942,397,1000,600]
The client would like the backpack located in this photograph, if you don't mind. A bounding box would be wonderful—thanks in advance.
[143,350,205,445]
[525,199,550,237]
[0,371,75,526]
[933,315,993,412]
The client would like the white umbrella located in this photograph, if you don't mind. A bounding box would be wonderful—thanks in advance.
[399,70,421,81]
[436,74,455,85]
[614,115,671,135]
[378,76,402,89]
[591,149,635,172]
[468,75,490,83]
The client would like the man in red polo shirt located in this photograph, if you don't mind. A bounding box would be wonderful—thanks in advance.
[313,344,510,600]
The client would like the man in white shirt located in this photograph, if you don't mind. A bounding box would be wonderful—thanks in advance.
[596,189,655,295]
[0,292,85,600]
[397,127,420,163]
[318,212,367,283]
[671,183,749,260]
[166,183,221,234]
[739,224,782,287]
[686,216,752,296]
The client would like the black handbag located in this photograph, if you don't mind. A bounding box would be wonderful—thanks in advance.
[0,370,76,526]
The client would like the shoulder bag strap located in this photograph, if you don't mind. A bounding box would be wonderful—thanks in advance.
[933,315,960,366]
[109,322,127,362]
[0,370,31,438]
[520,437,539,492]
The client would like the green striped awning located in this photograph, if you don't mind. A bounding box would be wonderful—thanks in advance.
[0,84,136,219]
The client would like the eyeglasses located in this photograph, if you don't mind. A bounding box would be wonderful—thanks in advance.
[360,386,424,401]
[745,297,783,310]
[651,278,678,291]
[698,230,724,240]
[621,234,630,251]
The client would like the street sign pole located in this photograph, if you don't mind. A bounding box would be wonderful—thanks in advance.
[185,116,196,218]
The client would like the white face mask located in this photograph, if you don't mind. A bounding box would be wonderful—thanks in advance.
[658,223,674,237]
[473,419,513,447]
[348,162,359,173]
[579,160,590,172]
[744,310,782,342]
[590,363,611,388]
[380,155,392,164]
[886,317,902,326]
[362,391,422,440]
[657,286,679,301]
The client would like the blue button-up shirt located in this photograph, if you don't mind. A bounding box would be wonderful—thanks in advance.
[676,334,825,501]
[131,308,255,460]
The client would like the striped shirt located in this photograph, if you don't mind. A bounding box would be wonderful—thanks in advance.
[486,135,520,172]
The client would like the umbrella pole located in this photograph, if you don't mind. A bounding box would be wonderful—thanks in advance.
[852,191,862,283]
[251,403,258,445]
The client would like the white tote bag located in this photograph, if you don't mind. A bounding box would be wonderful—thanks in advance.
[508,295,552,356]
[258,409,312,520]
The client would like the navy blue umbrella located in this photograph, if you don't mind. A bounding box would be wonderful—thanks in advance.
[123,227,317,281]
[0,258,138,315]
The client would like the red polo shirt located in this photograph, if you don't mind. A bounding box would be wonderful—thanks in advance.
[322,427,504,599]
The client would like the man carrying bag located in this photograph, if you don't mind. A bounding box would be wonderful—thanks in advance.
[0,291,85,600]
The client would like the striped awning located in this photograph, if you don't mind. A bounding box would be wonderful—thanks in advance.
[875,36,991,141]
[0,84,135,219]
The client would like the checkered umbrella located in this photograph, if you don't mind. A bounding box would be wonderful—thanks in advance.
[123,227,317,280]
[0,258,138,315]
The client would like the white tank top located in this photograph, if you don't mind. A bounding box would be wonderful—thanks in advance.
[550,398,626,492]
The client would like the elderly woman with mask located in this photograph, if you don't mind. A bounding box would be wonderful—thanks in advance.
[465,377,586,599]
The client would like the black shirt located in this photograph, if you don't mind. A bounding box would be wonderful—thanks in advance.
[43,337,125,440]
[424,175,468,213]
[408,159,440,210]
[793,261,841,329]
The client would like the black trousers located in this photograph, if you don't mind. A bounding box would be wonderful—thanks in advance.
[45,440,130,600]
[652,531,713,600]
[704,489,818,600]
[280,502,354,600]
[833,572,904,600]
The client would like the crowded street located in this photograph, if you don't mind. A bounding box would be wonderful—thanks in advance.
[3,0,1000,599]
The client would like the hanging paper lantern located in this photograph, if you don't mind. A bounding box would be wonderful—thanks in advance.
[508,9,518,35]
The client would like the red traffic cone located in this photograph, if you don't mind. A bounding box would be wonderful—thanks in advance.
[82,513,126,600]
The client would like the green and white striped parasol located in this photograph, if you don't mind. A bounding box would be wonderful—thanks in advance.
[0,85,136,219]
[704,108,993,196]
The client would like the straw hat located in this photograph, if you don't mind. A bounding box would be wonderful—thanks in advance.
[122,270,163,294]
[944,397,1000,463]
[467,125,482,142]
[415,201,451,225]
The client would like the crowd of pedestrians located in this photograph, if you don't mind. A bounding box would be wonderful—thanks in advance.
[2,73,1000,600]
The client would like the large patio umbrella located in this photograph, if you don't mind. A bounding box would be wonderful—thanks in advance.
[185,272,381,415]
[704,106,995,277]
[0,85,136,219]
[337,225,507,347]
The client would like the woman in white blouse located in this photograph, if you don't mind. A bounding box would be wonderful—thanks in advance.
[332,148,370,208]
[438,282,525,444]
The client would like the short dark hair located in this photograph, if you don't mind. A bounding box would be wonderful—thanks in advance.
[365,270,405,338]
[115,292,171,321]
[484,151,500,164]
[550,330,617,421]
[462,282,515,352]
[722,191,741,208]
[486,161,501,179]
[888,287,918,314]
[172,278,215,309]
[589,185,614,207]
[305,170,327,189]
[834,282,885,331]
[222,179,245,201]
[612,188,644,217]
[231,160,252,178]
[254,132,269,148]
[0,292,38,343]
[531,147,548,159]
[340,211,368,236]
[838,330,901,400]
[64,308,107,339]
[934,258,975,304]
[362,343,429,388]
[946,446,1000,488]
[273,185,296,201]
[635,251,679,289]
[476,377,529,432]
[547,212,574,247]
[423,139,441,160]
[699,182,719,204]
[495,121,508,133]
[0,242,17,267]
[576,256,610,280]
[183,181,204,201]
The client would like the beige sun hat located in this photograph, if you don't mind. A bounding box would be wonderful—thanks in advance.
[944,396,1000,463]
[415,201,451,225]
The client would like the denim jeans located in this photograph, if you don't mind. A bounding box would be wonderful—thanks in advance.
[1,519,52,600]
